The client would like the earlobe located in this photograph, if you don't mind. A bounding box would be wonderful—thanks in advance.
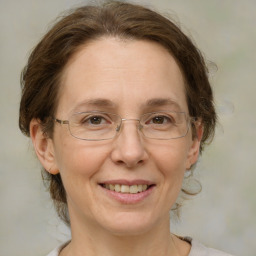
[30,119,59,175]
[186,122,204,170]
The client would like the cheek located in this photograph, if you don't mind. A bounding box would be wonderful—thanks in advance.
[150,141,189,177]
[54,136,110,181]
[147,142,189,211]
[156,148,186,195]
[53,140,111,212]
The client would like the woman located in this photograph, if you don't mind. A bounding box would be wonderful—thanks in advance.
[19,1,234,255]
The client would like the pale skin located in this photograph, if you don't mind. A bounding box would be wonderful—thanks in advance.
[30,37,203,256]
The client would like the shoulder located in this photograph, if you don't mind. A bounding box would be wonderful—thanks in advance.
[187,237,235,256]
[46,241,70,256]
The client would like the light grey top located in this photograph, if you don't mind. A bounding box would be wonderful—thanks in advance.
[186,238,234,256]
[46,238,234,256]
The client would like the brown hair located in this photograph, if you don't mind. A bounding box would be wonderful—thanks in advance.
[19,1,217,225]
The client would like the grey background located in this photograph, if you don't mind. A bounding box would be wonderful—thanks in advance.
[1,0,255,255]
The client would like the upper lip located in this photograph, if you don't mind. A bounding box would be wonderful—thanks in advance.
[99,179,155,186]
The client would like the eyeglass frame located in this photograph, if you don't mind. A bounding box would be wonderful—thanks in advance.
[53,111,197,141]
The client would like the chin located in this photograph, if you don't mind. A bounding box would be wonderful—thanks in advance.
[99,211,158,236]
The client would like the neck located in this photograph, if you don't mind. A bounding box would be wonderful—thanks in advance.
[60,213,190,256]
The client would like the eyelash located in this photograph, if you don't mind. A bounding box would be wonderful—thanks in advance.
[78,113,177,126]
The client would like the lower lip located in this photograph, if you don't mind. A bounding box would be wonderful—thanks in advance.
[100,185,155,204]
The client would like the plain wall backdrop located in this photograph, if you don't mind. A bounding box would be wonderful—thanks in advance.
[0,0,255,255]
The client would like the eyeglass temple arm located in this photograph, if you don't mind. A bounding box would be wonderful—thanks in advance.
[54,118,69,125]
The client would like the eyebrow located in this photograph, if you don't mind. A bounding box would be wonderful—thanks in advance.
[71,97,182,114]
[144,98,182,111]
[71,98,116,113]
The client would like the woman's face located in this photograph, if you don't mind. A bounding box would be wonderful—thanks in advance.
[41,38,200,235]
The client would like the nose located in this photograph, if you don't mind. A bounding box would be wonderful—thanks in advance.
[110,119,148,168]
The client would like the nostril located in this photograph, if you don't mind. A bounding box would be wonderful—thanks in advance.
[115,159,144,168]
[116,160,124,165]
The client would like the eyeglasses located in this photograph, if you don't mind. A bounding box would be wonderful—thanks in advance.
[54,111,195,141]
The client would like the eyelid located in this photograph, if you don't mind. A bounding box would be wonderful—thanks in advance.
[74,111,118,124]
[80,112,111,120]
[143,113,174,123]
[73,111,111,118]
[72,111,186,120]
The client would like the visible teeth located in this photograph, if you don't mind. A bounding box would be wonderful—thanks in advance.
[138,184,143,192]
[130,185,138,194]
[109,184,115,191]
[121,185,130,193]
[103,184,150,193]
[114,184,121,192]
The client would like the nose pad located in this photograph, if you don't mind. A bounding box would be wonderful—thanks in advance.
[115,119,141,135]
[138,123,143,131]
[116,124,121,132]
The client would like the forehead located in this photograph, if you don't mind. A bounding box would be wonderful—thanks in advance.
[57,37,187,116]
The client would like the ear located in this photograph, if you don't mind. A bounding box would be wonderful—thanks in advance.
[30,119,59,175]
[186,121,204,170]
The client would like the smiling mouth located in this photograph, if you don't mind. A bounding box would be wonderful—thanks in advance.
[100,184,155,194]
